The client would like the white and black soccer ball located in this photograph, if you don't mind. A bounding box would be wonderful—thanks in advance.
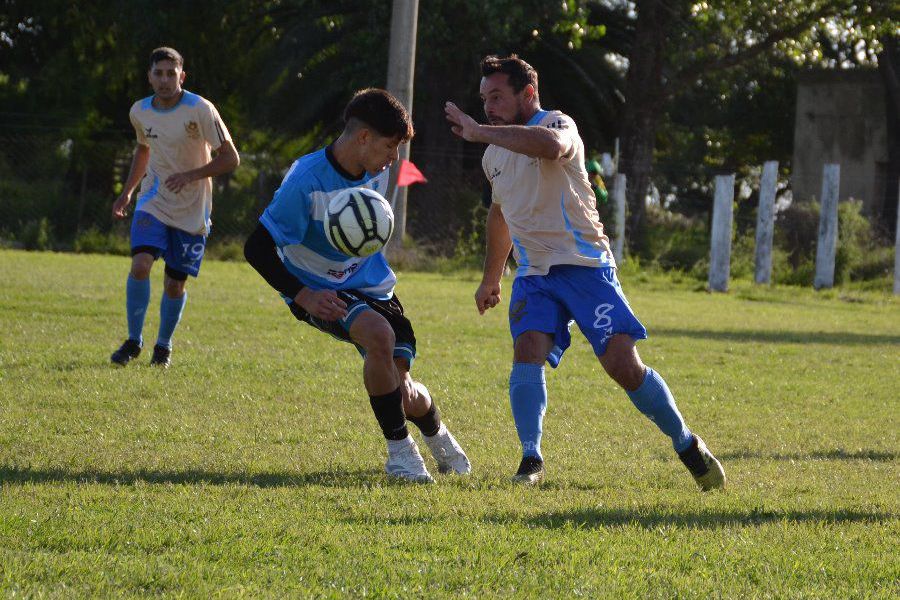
[324,187,394,257]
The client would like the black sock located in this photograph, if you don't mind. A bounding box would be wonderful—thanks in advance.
[408,402,441,437]
[368,387,409,440]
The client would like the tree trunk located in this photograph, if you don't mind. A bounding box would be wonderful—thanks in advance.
[619,0,673,253]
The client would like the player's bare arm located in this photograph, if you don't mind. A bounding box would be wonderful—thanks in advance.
[112,143,151,219]
[294,287,348,321]
[444,101,569,160]
[475,202,512,315]
[165,139,240,193]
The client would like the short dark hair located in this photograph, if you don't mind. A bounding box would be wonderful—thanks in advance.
[480,54,538,95]
[343,88,414,142]
[149,47,184,69]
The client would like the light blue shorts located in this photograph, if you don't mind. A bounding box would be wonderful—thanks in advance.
[508,265,647,367]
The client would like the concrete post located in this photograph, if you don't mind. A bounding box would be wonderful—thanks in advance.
[894,181,899,295]
[613,173,626,263]
[754,161,778,284]
[385,0,418,251]
[814,164,840,290]
[709,174,735,292]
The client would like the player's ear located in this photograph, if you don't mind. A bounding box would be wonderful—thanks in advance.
[179,70,186,84]
[523,84,536,100]
[355,127,371,146]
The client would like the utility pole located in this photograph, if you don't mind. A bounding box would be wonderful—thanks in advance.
[385,0,419,251]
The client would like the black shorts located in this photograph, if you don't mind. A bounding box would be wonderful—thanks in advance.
[288,290,417,365]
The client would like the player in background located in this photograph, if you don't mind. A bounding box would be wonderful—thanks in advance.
[445,55,725,490]
[110,47,239,368]
[243,88,470,483]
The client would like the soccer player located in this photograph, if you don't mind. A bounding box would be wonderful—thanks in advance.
[110,47,239,368]
[243,88,470,483]
[445,55,725,490]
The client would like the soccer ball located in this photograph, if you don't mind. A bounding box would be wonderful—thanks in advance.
[324,187,394,257]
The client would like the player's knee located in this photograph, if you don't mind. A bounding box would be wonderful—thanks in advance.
[362,326,395,359]
[600,341,645,391]
[130,256,154,279]
[164,279,186,298]
[513,332,552,364]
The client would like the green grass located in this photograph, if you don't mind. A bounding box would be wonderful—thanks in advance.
[1,249,898,598]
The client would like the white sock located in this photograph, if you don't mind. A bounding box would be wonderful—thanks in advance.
[387,435,414,453]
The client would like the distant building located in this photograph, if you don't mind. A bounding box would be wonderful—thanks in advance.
[792,69,898,229]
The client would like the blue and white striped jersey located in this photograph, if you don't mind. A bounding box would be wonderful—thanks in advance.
[260,147,395,300]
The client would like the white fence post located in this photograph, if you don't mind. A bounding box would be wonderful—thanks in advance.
[894,180,899,295]
[709,174,735,292]
[754,161,778,284]
[814,164,840,290]
[613,173,626,263]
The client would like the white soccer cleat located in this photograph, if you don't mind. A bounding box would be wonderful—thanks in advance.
[424,423,472,475]
[385,436,435,483]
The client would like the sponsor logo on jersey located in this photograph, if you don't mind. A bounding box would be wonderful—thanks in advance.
[327,262,360,280]
[184,121,201,140]
[489,167,502,181]
[144,127,158,139]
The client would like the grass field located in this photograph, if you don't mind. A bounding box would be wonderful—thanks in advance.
[0,249,898,598]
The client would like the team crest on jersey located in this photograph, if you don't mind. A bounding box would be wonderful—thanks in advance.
[184,121,201,140]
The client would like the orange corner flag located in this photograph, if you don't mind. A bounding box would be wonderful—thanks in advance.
[397,159,428,187]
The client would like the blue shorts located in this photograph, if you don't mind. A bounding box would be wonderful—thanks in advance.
[130,211,207,278]
[508,265,647,367]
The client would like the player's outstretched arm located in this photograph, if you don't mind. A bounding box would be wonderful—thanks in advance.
[475,203,512,315]
[243,223,347,321]
[112,144,150,219]
[444,101,569,160]
[165,140,240,193]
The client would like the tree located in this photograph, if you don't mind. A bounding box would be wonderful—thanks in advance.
[618,0,897,251]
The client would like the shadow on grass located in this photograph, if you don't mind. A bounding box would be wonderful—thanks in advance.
[654,327,900,346]
[486,507,896,530]
[0,466,386,488]
[719,449,897,462]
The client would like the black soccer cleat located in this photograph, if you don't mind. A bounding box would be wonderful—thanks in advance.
[511,455,545,486]
[110,339,142,367]
[678,435,726,491]
[149,344,171,368]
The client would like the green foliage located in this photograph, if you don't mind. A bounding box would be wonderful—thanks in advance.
[73,228,130,256]
[18,218,53,250]
[448,202,489,271]
[637,206,709,272]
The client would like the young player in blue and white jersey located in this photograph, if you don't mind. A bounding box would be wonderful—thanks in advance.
[244,89,470,483]
[110,47,239,368]
[445,55,725,490]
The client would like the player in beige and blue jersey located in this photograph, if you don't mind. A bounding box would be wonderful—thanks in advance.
[446,55,725,490]
[110,47,239,368]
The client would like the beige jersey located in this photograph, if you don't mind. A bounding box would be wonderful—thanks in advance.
[129,91,231,235]
[483,109,616,277]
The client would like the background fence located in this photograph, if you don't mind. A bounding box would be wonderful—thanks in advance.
[0,124,493,254]
[1,123,897,292]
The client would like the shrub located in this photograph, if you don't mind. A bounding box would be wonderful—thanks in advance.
[19,218,53,251]
[73,228,130,255]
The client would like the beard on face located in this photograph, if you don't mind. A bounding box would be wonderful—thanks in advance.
[487,100,528,126]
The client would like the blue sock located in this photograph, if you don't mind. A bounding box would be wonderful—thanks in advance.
[156,291,187,350]
[509,362,548,460]
[626,367,693,453]
[126,275,151,344]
